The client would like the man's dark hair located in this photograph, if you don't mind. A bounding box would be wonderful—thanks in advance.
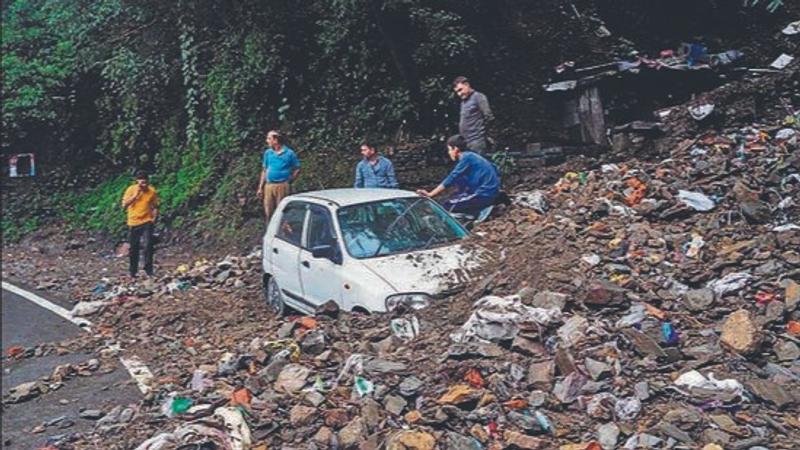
[268,130,284,145]
[447,134,467,151]
[452,76,470,87]
[135,170,148,180]
[360,140,376,150]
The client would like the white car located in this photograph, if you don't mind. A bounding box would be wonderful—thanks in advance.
[261,188,483,314]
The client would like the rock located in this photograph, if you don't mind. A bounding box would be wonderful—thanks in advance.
[301,329,326,355]
[633,381,649,400]
[445,431,482,450]
[363,358,407,375]
[783,279,800,311]
[438,384,481,406]
[652,421,693,444]
[585,280,628,306]
[215,269,231,283]
[316,300,340,318]
[325,408,350,429]
[684,288,715,311]
[740,200,771,224]
[701,445,724,450]
[557,315,588,347]
[360,399,383,431]
[527,360,554,389]
[584,358,611,381]
[289,405,317,427]
[6,381,39,403]
[79,409,105,420]
[386,430,436,450]
[531,291,568,310]
[304,391,326,407]
[774,340,800,361]
[720,309,761,354]
[338,417,366,448]
[620,328,666,357]
[554,348,577,376]
[399,376,423,397]
[553,372,587,404]
[274,364,311,394]
[314,426,334,445]
[503,431,546,449]
[597,422,619,450]
[384,394,407,416]
[119,407,135,423]
[745,379,796,409]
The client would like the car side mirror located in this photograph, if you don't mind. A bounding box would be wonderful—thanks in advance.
[311,244,341,264]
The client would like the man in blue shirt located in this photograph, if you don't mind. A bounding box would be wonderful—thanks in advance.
[354,141,399,189]
[416,134,500,216]
[257,130,301,223]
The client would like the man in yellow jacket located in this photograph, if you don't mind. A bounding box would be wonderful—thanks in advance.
[121,170,160,278]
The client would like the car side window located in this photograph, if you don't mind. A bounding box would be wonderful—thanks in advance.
[306,205,336,249]
[277,202,306,246]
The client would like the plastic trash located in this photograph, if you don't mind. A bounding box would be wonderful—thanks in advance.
[688,104,714,121]
[390,316,420,342]
[770,54,794,70]
[684,233,705,258]
[134,433,177,450]
[71,300,108,317]
[661,322,679,345]
[706,272,751,296]
[582,254,601,266]
[673,370,744,397]
[677,190,715,211]
[450,295,562,343]
[214,406,252,450]
[354,376,374,397]
[513,190,549,214]
[190,369,212,392]
[615,304,647,329]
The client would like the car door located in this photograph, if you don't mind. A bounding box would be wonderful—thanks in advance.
[298,204,344,309]
[269,201,308,311]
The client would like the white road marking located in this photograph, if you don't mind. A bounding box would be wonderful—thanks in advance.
[2,281,153,394]
[2,281,92,329]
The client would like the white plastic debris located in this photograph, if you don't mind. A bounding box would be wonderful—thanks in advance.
[674,370,744,397]
[71,300,108,317]
[601,164,620,174]
[582,254,601,266]
[615,304,647,329]
[773,224,800,232]
[450,295,562,343]
[214,406,252,450]
[688,104,714,121]
[706,272,751,296]
[677,190,715,211]
[770,53,795,70]
[390,316,420,342]
[134,433,177,450]
[513,190,548,214]
[775,128,797,143]
[783,20,800,35]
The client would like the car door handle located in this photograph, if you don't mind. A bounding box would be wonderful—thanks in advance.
[302,261,310,268]
[273,248,279,254]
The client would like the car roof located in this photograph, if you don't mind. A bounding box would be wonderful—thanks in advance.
[291,188,420,207]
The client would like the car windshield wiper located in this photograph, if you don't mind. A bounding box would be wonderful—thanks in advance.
[371,198,426,258]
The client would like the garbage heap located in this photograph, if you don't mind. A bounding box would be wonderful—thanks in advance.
[23,119,798,449]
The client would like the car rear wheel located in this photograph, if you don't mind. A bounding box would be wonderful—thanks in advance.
[263,274,286,316]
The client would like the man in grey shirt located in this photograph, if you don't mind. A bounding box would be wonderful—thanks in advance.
[453,76,493,154]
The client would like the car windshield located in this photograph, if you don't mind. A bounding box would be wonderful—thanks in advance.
[337,197,468,259]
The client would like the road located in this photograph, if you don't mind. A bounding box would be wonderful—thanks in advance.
[1,284,141,449]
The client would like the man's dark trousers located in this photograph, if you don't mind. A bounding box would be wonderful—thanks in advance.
[129,222,154,276]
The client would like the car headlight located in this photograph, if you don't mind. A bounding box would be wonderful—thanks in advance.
[385,293,432,312]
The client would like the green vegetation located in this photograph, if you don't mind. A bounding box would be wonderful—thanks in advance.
[2,0,793,240]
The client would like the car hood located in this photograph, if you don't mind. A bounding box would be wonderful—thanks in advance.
[356,243,487,295]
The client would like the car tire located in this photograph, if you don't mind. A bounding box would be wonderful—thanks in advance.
[263,274,286,316]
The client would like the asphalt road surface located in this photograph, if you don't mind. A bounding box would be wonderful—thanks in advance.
[1,285,141,449]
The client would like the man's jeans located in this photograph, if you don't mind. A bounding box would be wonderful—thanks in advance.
[129,222,154,276]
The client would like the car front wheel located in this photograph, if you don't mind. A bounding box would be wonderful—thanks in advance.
[263,274,286,316]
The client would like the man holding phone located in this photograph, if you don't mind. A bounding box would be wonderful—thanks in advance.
[121,170,160,278]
